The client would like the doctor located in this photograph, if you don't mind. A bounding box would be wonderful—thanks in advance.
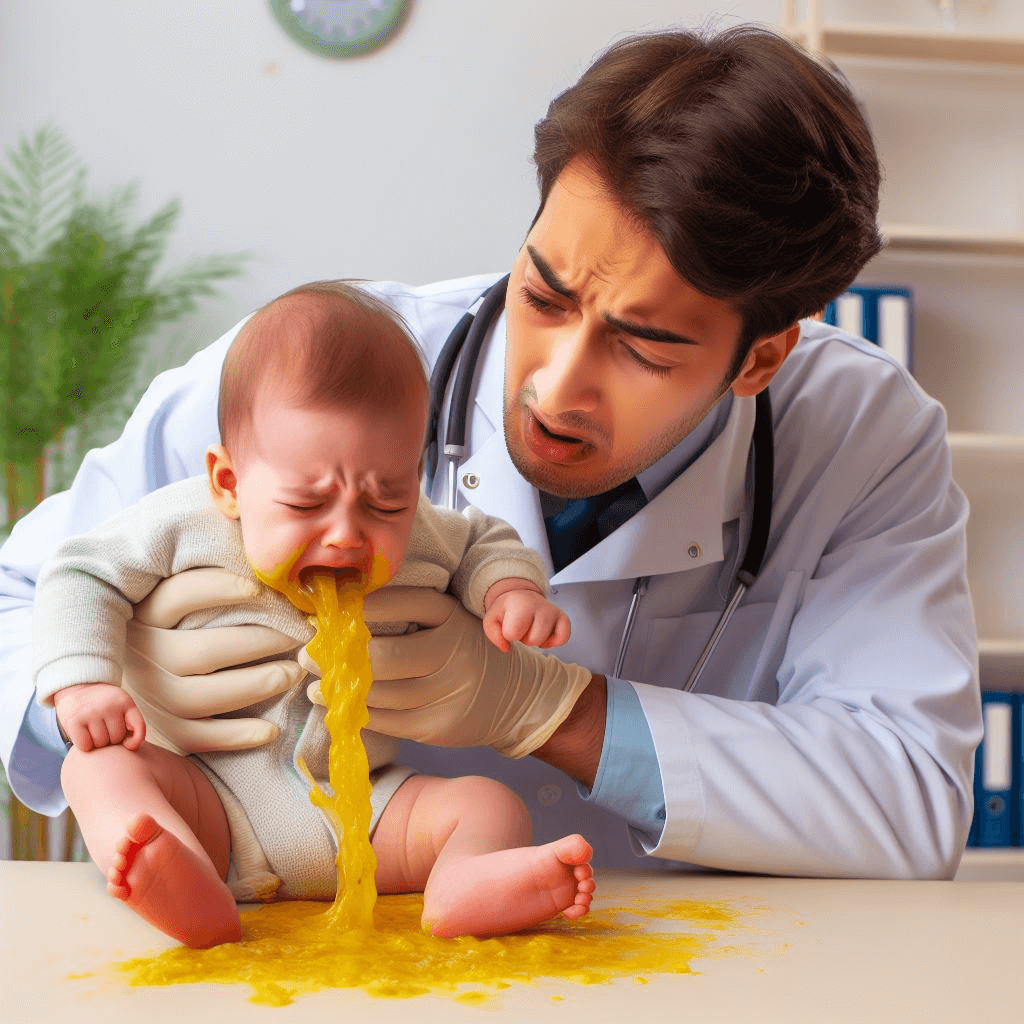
[1,26,978,878]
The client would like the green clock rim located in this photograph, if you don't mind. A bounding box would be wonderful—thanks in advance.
[268,0,412,59]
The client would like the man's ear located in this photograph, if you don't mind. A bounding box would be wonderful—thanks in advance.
[207,445,240,519]
[730,324,801,398]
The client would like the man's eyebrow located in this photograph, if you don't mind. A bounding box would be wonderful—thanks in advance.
[526,246,576,300]
[602,313,699,346]
[527,244,700,346]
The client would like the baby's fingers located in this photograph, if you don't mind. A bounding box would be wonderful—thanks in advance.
[498,607,535,648]
[482,612,511,652]
[87,718,112,751]
[540,613,572,649]
[123,706,147,751]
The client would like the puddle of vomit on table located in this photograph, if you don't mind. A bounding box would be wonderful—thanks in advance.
[102,557,781,1006]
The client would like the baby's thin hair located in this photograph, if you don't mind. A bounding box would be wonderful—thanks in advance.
[218,280,428,453]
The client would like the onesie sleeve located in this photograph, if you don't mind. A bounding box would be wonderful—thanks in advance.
[32,479,211,705]
[446,505,548,617]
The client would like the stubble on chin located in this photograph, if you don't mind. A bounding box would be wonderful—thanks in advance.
[502,380,730,500]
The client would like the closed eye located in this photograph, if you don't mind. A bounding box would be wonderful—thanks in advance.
[621,342,673,377]
[370,504,409,516]
[519,286,559,313]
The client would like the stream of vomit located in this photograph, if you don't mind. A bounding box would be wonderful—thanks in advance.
[106,554,781,1006]
[253,550,389,932]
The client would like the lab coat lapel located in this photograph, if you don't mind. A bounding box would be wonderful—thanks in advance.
[453,312,551,559]
[552,395,756,585]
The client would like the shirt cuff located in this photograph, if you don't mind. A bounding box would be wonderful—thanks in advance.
[579,677,666,851]
[7,700,69,816]
[23,697,67,756]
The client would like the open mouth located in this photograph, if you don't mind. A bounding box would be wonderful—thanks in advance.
[298,565,365,594]
[535,416,585,444]
[523,408,595,464]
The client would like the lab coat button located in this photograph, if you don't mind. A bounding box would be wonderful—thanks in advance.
[462,472,480,489]
[688,544,701,559]
[537,784,562,806]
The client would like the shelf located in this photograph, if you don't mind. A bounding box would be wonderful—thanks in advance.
[948,432,1024,457]
[956,848,1024,882]
[881,225,1024,259]
[979,642,1024,692]
[786,22,1024,68]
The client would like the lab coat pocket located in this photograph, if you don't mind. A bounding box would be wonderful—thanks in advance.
[641,570,806,702]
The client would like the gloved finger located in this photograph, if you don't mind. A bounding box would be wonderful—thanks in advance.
[123,648,305,717]
[133,568,261,628]
[126,618,299,677]
[297,645,322,678]
[148,712,281,755]
[363,587,458,630]
[366,705,452,745]
[368,624,464,686]
[306,678,326,707]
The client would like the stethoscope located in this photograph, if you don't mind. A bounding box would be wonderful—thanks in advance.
[425,275,775,693]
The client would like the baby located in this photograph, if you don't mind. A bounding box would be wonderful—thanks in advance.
[33,281,594,948]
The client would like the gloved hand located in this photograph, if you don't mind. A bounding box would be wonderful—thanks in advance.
[356,587,592,759]
[123,568,307,755]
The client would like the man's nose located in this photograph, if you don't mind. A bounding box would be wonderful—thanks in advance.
[531,326,600,415]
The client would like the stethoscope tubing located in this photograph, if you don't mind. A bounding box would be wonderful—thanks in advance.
[426,277,774,693]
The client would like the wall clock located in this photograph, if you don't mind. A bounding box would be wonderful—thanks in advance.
[268,0,413,59]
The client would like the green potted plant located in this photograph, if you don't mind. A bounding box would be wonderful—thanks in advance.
[0,123,247,858]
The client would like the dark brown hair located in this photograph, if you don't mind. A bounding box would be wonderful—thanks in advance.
[533,25,883,375]
[218,281,427,453]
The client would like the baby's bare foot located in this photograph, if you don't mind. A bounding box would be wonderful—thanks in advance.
[108,812,240,948]
[423,833,596,939]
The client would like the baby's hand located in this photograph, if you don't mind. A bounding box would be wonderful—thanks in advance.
[53,682,146,752]
[482,582,571,653]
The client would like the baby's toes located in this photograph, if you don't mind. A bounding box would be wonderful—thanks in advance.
[573,861,594,882]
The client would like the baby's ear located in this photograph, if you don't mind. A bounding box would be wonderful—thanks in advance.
[206,445,240,519]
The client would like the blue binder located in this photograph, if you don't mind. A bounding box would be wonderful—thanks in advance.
[972,691,1018,847]
[822,285,913,371]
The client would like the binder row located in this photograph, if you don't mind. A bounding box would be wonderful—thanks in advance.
[821,284,913,371]
[969,691,1023,848]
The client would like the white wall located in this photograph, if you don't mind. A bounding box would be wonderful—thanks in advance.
[1,0,777,355]
[1,1,1020,426]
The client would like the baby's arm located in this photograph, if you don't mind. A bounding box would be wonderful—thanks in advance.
[52,682,146,752]
[482,578,571,653]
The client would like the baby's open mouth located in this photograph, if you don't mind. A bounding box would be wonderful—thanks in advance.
[298,565,364,593]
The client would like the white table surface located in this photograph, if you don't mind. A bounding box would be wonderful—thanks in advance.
[1,860,1020,1024]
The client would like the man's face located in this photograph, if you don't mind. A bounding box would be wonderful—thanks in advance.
[213,391,425,594]
[503,159,748,499]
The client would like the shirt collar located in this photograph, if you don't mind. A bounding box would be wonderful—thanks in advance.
[636,391,734,500]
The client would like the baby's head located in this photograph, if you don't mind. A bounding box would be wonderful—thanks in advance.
[207,281,428,594]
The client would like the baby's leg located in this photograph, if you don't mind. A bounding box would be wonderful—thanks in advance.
[372,774,595,939]
[61,742,239,948]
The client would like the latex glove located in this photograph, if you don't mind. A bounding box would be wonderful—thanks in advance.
[123,568,307,755]
[362,587,592,759]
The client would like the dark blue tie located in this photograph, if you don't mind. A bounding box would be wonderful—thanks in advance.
[544,478,647,573]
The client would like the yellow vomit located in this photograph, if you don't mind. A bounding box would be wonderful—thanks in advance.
[116,895,761,1007]
[106,550,776,1005]
[253,549,389,931]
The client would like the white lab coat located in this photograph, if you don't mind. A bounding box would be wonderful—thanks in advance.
[0,273,980,878]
